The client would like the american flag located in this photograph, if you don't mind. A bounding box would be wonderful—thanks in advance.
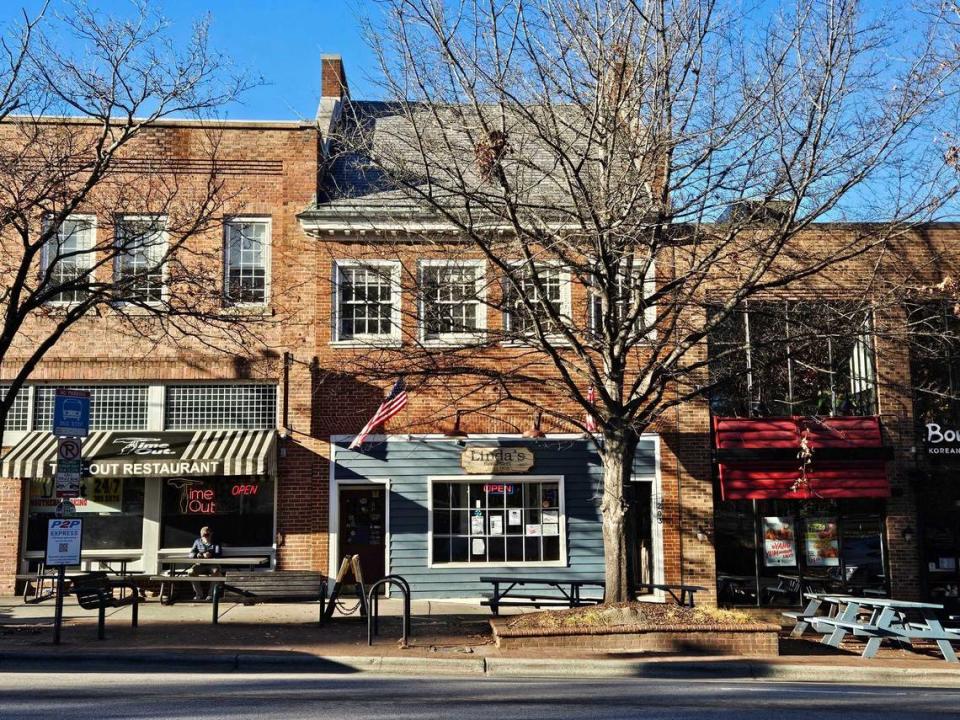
[349,378,408,449]
[585,385,598,433]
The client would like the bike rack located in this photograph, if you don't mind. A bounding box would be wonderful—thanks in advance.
[367,575,411,647]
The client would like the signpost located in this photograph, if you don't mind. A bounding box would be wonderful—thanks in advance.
[46,517,83,645]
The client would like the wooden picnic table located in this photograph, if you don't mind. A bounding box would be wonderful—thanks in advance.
[786,593,960,663]
[156,556,270,605]
[20,553,140,604]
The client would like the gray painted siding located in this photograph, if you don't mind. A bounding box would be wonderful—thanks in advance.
[333,437,657,599]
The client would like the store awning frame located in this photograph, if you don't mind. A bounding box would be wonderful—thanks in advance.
[1,429,277,479]
[713,416,891,501]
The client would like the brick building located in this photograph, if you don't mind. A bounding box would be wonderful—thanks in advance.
[1,56,957,612]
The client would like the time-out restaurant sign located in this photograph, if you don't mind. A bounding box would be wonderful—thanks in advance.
[461,446,534,474]
[924,423,960,456]
[44,432,223,477]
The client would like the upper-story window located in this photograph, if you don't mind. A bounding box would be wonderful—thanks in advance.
[420,260,486,343]
[114,216,166,304]
[224,218,269,305]
[504,265,571,337]
[708,301,876,417]
[42,216,96,304]
[0,386,30,432]
[589,260,656,340]
[907,301,960,426]
[334,261,401,343]
[165,384,277,430]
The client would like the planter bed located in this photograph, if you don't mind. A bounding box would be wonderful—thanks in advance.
[489,603,780,657]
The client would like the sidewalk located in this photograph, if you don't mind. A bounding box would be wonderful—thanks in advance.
[3,595,960,686]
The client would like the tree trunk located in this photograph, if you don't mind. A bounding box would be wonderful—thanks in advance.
[600,433,638,603]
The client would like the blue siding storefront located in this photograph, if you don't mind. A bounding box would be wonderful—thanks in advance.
[331,436,658,599]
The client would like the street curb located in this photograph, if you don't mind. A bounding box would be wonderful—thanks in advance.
[1,651,959,686]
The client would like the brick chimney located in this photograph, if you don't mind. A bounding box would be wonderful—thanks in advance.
[321,55,348,99]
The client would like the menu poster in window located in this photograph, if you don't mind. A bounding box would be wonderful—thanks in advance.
[508,509,522,526]
[804,518,840,567]
[489,516,503,535]
[472,538,486,555]
[525,524,541,536]
[470,514,485,534]
[29,478,123,514]
[762,516,797,567]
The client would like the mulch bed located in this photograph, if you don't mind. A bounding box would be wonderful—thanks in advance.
[503,602,761,632]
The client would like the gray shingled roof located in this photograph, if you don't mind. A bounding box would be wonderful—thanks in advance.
[303,99,650,226]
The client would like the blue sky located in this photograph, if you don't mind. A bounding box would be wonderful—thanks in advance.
[2,0,379,120]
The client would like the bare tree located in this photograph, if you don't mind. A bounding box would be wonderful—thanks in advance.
[308,0,960,600]
[0,1,263,446]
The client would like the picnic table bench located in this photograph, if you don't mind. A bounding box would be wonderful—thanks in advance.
[19,554,139,604]
[70,572,140,640]
[480,576,604,615]
[154,556,270,605]
[211,571,328,624]
[635,582,706,608]
[785,594,960,663]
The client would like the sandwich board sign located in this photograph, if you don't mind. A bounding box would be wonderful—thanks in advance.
[53,389,90,437]
[45,518,83,565]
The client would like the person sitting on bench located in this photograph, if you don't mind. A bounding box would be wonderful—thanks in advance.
[189,526,222,601]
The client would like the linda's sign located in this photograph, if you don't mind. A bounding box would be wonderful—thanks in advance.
[461,446,534,474]
[924,423,960,455]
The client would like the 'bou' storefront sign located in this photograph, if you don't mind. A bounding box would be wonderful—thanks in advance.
[461,446,535,474]
[925,423,960,456]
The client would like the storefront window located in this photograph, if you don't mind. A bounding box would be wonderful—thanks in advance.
[160,476,274,549]
[708,302,876,417]
[715,498,886,606]
[25,477,145,552]
[431,479,563,564]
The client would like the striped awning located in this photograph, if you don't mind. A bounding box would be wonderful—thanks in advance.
[1,429,277,479]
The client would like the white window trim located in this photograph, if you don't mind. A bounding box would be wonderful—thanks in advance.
[502,262,573,346]
[589,259,657,342]
[418,259,487,346]
[113,214,169,306]
[427,474,568,569]
[41,214,98,307]
[223,215,272,307]
[332,259,403,345]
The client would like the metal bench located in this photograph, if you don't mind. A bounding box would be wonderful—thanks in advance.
[70,572,140,640]
[211,571,328,624]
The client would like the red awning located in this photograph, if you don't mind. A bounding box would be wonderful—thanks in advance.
[714,416,890,500]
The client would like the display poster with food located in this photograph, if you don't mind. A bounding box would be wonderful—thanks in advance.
[762,516,797,567]
[804,518,840,567]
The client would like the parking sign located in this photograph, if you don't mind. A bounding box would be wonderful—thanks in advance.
[53,389,90,437]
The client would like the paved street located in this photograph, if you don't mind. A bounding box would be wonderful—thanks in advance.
[1,672,959,719]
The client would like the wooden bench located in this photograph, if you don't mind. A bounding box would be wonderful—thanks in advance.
[71,572,140,640]
[635,582,706,608]
[480,576,604,615]
[211,571,328,624]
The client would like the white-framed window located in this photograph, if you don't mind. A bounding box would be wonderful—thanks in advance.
[224,217,270,305]
[590,259,656,340]
[33,385,150,431]
[419,260,486,343]
[0,385,30,432]
[429,475,566,566]
[114,215,166,304]
[504,264,572,336]
[333,261,402,343]
[164,384,277,430]
[41,215,96,304]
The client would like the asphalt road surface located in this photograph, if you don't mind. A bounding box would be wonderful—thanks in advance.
[1,671,959,719]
